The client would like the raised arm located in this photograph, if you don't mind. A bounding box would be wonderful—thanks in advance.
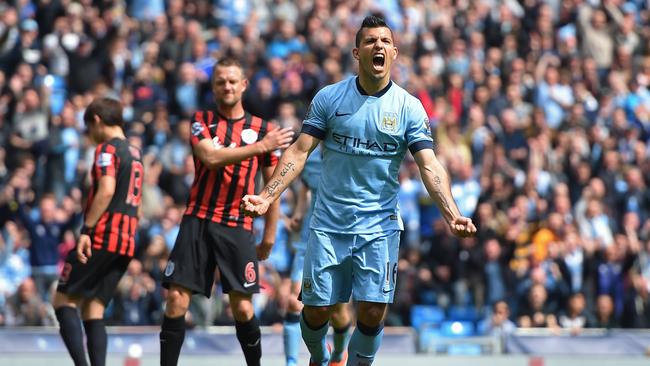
[193,127,294,169]
[241,133,320,217]
[413,148,477,237]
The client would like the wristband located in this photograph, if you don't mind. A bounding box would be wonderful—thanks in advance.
[81,225,93,236]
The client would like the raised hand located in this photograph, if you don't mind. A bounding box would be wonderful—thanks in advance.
[259,127,294,153]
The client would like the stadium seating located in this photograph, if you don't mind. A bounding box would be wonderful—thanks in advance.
[447,306,481,322]
[410,305,445,330]
[440,321,475,337]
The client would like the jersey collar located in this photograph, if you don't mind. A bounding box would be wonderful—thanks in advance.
[355,77,392,98]
[217,111,247,122]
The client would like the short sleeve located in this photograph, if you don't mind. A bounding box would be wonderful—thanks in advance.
[189,111,212,147]
[405,100,434,154]
[94,143,119,178]
[301,88,329,140]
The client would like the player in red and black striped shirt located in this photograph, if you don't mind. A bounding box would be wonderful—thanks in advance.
[160,57,294,366]
[183,109,278,231]
[53,98,143,366]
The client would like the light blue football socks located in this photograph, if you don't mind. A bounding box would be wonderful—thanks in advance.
[347,322,384,366]
[331,323,351,362]
[300,311,330,366]
[284,312,301,366]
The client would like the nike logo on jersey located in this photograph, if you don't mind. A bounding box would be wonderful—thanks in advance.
[246,338,261,347]
[382,288,393,294]
[243,282,256,288]
[335,111,352,117]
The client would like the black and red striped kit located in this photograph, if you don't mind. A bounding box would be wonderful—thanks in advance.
[163,111,279,297]
[57,138,144,304]
[184,111,278,230]
[87,138,143,256]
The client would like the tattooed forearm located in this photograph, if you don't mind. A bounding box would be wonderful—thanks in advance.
[279,162,295,177]
[433,175,442,190]
[432,175,453,214]
[265,179,282,197]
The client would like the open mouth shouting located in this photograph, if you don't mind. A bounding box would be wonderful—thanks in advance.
[372,53,386,72]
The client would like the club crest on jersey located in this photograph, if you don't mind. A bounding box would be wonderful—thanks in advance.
[191,121,204,136]
[423,117,432,135]
[96,152,113,167]
[379,112,399,133]
[302,278,313,294]
[164,260,175,277]
[241,129,258,144]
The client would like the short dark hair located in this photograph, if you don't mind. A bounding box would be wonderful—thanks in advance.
[212,57,244,80]
[83,97,123,128]
[355,15,392,47]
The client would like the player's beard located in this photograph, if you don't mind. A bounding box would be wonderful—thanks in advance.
[217,95,241,108]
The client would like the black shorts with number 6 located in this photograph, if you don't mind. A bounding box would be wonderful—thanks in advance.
[162,215,259,297]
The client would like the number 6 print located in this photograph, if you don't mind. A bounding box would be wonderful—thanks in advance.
[245,262,256,283]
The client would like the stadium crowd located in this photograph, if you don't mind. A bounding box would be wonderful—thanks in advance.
[0,0,650,335]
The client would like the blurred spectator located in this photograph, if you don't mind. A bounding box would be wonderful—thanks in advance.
[399,161,422,249]
[0,221,30,311]
[482,237,511,308]
[129,0,165,21]
[267,20,307,60]
[9,87,49,169]
[534,56,574,129]
[113,260,160,325]
[173,63,200,118]
[558,292,595,333]
[450,162,480,218]
[140,153,166,224]
[159,120,192,203]
[159,16,193,82]
[14,193,80,302]
[4,277,53,326]
[147,206,181,252]
[598,240,638,318]
[518,284,559,329]
[591,294,619,328]
[577,2,621,72]
[558,227,598,307]
[478,300,516,337]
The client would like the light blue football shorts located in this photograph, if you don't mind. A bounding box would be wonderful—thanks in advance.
[301,229,400,306]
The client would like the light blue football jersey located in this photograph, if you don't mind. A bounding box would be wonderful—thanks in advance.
[301,143,322,196]
[301,77,433,234]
